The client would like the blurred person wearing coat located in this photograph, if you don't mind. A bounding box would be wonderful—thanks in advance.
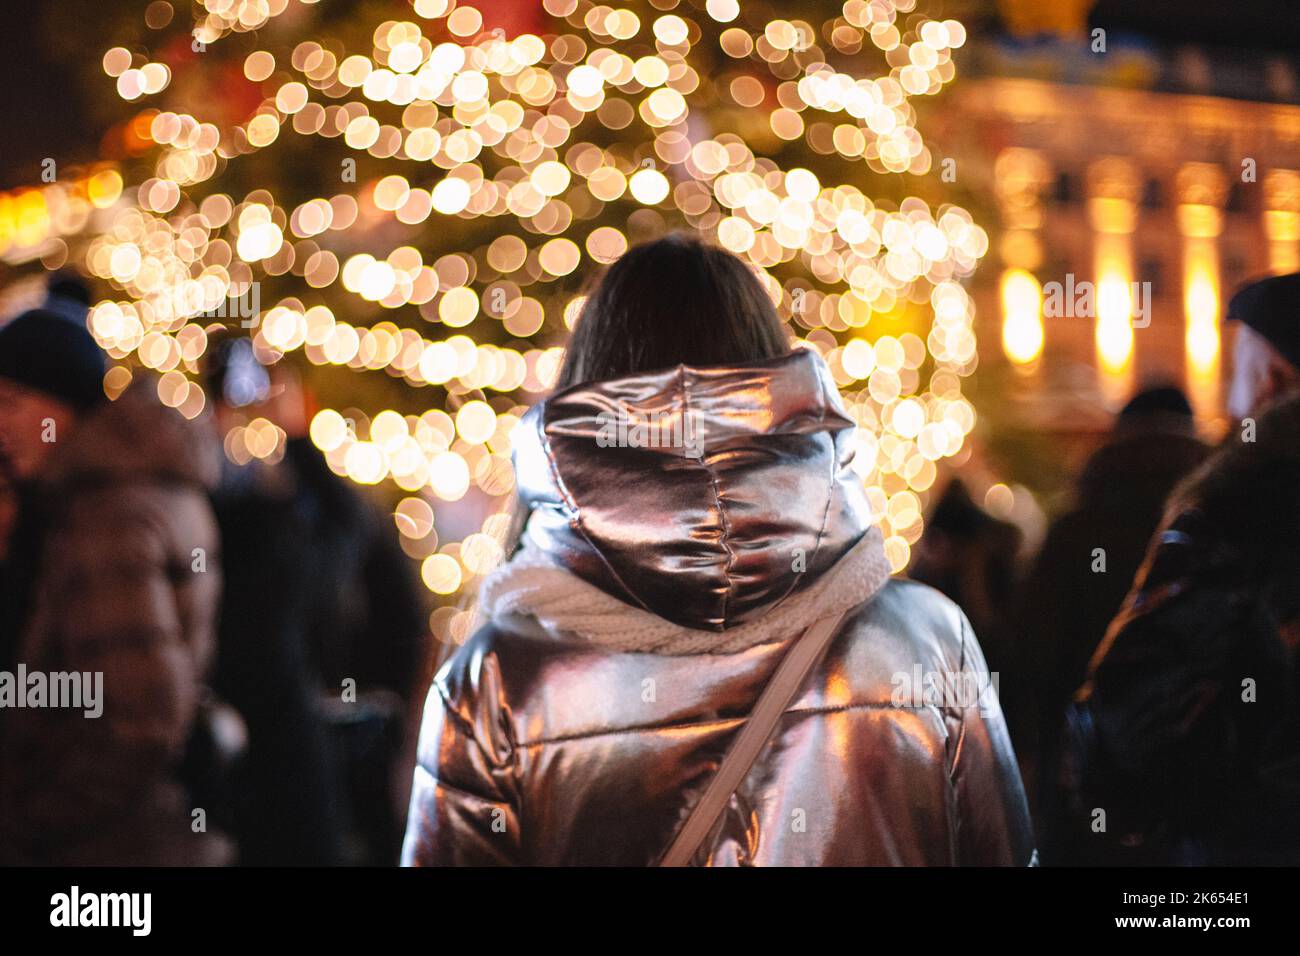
[402,236,1034,866]
[204,338,426,865]
[1022,386,1210,858]
[1064,273,1300,865]
[0,296,225,865]
[909,479,1025,741]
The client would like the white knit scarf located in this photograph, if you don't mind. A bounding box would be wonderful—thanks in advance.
[475,526,893,656]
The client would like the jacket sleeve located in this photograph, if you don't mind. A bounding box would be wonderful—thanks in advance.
[2,486,216,851]
[949,614,1037,865]
[401,639,522,866]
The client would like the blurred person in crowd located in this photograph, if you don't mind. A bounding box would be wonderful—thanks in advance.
[1064,272,1300,865]
[402,235,1033,866]
[0,287,226,865]
[909,478,1024,731]
[1022,386,1210,859]
[204,336,426,865]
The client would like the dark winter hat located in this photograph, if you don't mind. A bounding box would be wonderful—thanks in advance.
[926,479,997,538]
[0,307,106,410]
[1119,385,1193,422]
[1115,384,1195,436]
[1227,272,1300,371]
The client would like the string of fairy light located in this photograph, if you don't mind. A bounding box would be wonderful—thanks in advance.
[0,0,984,643]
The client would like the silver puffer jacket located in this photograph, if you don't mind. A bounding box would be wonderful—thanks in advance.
[403,349,1033,866]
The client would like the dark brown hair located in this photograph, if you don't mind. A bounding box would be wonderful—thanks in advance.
[554,233,791,390]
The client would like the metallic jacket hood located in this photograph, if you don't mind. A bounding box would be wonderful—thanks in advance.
[512,348,874,632]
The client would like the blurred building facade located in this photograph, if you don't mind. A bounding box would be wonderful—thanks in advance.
[942,0,1300,479]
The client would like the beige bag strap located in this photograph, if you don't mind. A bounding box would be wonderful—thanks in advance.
[658,608,851,867]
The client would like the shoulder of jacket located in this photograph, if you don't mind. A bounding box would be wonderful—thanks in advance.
[433,586,979,733]
[822,578,975,696]
[432,613,556,706]
[854,578,969,647]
